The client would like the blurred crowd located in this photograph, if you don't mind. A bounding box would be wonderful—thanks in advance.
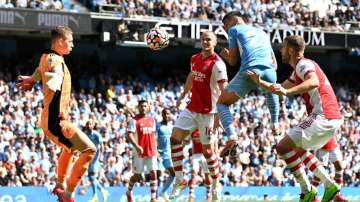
[0,68,359,190]
[0,0,80,12]
[2,0,359,31]
[94,0,360,31]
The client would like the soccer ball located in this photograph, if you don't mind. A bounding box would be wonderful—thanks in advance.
[146,27,169,51]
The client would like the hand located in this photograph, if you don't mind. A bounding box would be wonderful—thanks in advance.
[175,98,183,109]
[271,84,287,96]
[220,48,230,61]
[136,145,144,155]
[246,70,261,84]
[16,75,34,91]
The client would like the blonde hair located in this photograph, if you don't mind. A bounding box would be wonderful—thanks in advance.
[51,26,73,41]
[284,35,305,51]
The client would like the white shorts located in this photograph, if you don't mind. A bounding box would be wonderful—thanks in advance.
[191,153,209,173]
[133,155,158,174]
[288,114,343,150]
[174,108,215,145]
[316,147,342,165]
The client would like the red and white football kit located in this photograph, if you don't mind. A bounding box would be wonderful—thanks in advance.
[287,58,343,150]
[174,53,227,144]
[127,114,158,174]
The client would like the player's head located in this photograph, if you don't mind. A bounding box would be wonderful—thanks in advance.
[161,108,172,123]
[51,26,73,56]
[201,31,217,52]
[281,35,305,64]
[138,100,149,115]
[222,11,245,32]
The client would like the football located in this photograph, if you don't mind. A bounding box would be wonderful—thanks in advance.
[146,27,169,51]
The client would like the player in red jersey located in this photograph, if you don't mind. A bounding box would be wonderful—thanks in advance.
[248,35,343,202]
[169,31,228,202]
[188,129,212,202]
[313,137,348,202]
[126,100,158,202]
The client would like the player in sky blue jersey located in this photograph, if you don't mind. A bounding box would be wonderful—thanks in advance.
[86,120,109,202]
[156,108,176,202]
[218,11,280,156]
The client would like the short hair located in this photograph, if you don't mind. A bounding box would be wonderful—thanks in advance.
[222,11,243,23]
[138,99,148,106]
[51,26,73,41]
[284,35,305,51]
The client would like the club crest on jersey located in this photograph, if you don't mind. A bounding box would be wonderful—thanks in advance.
[203,65,208,71]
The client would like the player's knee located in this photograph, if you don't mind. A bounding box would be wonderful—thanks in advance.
[170,132,183,145]
[81,147,96,162]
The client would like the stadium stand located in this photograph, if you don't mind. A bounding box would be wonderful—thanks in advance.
[0,0,84,12]
[90,0,360,31]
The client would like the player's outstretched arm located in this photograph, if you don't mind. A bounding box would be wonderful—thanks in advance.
[285,72,319,96]
[17,67,41,91]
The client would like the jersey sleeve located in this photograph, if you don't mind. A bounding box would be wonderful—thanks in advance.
[42,54,64,92]
[295,60,316,80]
[127,119,136,134]
[212,60,228,83]
[228,27,238,49]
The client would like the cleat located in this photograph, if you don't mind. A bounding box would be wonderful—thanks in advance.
[299,186,317,202]
[150,199,158,202]
[334,192,348,202]
[220,140,236,157]
[160,192,170,202]
[126,191,134,202]
[169,179,187,200]
[101,190,109,202]
[321,183,341,202]
[188,197,194,202]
